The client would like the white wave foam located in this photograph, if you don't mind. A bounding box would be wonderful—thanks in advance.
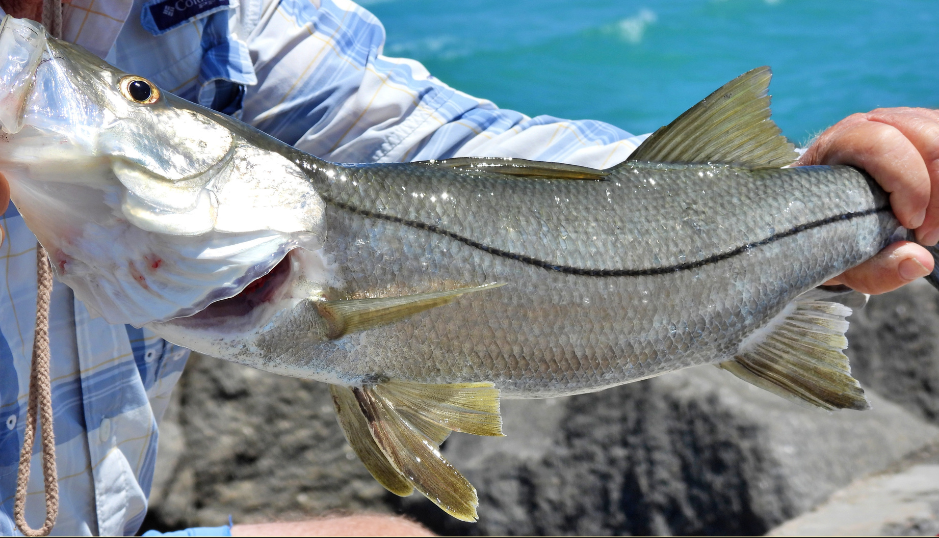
[612,8,657,44]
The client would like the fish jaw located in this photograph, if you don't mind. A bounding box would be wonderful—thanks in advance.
[146,247,339,379]
[8,138,329,326]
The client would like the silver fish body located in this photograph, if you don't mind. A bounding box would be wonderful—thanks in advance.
[0,16,912,521]
[164,157,895,398]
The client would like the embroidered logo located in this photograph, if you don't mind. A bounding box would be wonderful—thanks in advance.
[144,0,229,34]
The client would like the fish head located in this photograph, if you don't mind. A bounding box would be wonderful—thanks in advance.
[0,16,327,327]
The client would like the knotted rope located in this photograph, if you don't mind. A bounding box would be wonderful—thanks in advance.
[14,2,63,534]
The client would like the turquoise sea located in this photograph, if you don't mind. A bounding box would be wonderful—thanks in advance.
[363,0,937,146]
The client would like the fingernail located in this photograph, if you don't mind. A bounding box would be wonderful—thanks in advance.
[912,210,927,229]
[899,257,930,281]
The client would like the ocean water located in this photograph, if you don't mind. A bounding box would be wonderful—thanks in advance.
[363,0,937,145]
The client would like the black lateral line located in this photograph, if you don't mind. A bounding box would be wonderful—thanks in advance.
[324,198,890,277]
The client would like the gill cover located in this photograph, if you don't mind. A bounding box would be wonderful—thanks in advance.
[0,17,325,326]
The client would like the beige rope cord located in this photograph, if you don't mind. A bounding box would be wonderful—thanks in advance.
[40,0,62,42]
[14,2,63,535]
[13,247,58,537]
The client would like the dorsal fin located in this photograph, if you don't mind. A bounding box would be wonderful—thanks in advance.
[624,67,798,168]
[420,157,608,180]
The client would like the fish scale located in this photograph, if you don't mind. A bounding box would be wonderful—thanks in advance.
[268,185,894,395]
[314,163,887,275]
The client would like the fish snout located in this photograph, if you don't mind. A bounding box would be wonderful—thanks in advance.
[0,17,45,134]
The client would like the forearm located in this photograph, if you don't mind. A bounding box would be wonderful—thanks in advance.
[241,0,646,166]
[230,515,434,537]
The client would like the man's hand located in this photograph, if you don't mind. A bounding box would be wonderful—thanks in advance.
[230,515,435,536]
[797,108,939,294]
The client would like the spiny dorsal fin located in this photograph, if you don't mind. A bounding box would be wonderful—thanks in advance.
[717,291,869,411]
[624,66,799,168]
[329,381,504,522]
[421,156,608,180]
[317,283,505,339]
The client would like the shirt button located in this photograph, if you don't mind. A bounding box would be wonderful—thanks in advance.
[99,418,111,442]
[6,415,15,430]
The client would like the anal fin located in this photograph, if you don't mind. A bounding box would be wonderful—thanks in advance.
[330,380,504,522]
[718,292,869,411]
[330,385,414,496]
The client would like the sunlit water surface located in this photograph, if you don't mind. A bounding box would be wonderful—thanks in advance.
[364,0,936,144]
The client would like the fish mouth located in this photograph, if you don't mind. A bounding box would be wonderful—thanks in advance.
[196,254,293,318]
[166,250,300,332]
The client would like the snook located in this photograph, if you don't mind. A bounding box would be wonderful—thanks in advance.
[0,16,921,521]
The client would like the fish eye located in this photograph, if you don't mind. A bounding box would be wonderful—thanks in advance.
[119,75,160,104]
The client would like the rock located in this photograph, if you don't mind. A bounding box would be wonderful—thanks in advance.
[145,353,394,530]
[394,368,939,536]
[845,280,939,425]
[144,285,939,535]
[767,441,939,536]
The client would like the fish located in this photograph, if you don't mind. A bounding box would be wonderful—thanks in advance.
[0,15,927,522]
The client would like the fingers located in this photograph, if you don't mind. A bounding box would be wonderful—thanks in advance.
[799,108,939,245]
[868,108,939,244]
[824,241,934,295]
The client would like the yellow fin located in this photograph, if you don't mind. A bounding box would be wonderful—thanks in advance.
[624,66,798,168]
[376,380,504,438]
[718,291,869,411]
[329,380,505,522]
[329,385,413,496]
[421,156,608,180]
[317,283,504,339]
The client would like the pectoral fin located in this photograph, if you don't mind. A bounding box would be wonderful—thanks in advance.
[329,380,504,522]
[317,283,504,339]
[717,290,869,410]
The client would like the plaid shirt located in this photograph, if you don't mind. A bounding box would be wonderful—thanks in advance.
[0,0,646,534]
